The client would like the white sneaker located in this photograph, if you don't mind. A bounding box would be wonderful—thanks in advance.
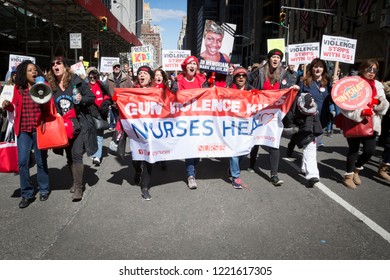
[187,176,197,189]
[92,157,100,166]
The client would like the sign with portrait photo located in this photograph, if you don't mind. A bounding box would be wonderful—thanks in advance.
[199,20,236,74]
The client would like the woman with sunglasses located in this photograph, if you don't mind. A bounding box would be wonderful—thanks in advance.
[228,67,252,189]
[338,59,389,189]
[88,69,112,166]
[46,56,97,201]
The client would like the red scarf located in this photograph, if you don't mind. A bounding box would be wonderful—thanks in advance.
[362,76,378,109]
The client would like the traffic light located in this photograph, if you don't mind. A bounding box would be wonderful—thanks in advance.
[101,16,107,31]
[279,11,286,26]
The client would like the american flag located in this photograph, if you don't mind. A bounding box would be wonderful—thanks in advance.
[322,0,337,28]
[358,0,376,15]
[300,0,310,33]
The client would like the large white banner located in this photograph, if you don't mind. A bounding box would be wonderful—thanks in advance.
[320,35,357,64]
[162,50,191,71]
[9,54,36,72]
[115,87,297,163]
[288,42,320,65]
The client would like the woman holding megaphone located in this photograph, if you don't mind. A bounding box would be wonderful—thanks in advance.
[46,55,96,201]
[2,60,52,208]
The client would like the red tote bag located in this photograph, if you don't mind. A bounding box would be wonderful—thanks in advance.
[335,114,374,138]
[0,141,18,173]
[36,102,69,149]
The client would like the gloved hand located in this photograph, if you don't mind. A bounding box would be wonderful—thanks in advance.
[374,96,387,113]
[370,98,379,106]
[361,108,373,116]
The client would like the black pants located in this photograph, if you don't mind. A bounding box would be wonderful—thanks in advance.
[249,145,280,176]
[346,136,376,173]
[132,160,153,189]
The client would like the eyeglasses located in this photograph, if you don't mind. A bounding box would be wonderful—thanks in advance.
[235,74,247,78]
[51,61,62,66]
[365,67,378,74]
[113,65,120,69]
[89,76,96,80]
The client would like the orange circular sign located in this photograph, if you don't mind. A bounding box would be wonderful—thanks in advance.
[331,76,372,110]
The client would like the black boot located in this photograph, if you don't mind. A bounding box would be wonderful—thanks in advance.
[72,163,84,201]
[141,161,152,201]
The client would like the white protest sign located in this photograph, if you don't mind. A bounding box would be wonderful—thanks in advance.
[69,33,82,49]
[100,57,120,73]
[288,42,320,65]
[320,35,357,64]
[8,54,36,72]
[131,45,153,73]
[70,62,86,77]
[162,50,191,71]
[0,85,15,104]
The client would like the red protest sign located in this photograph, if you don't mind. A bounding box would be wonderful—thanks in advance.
[332,76,372,110]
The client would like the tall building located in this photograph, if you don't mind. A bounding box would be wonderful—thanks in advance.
[185,0,390,80]
[111,0,137,35]
[141,2,162,66]
[178,16,188,50]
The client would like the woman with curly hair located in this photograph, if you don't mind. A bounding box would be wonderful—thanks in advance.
[2,60,52,208]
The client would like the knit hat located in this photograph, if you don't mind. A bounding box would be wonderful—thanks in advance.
[267,49,284,60]
[233,67,248,77]
[137,65,154,78]
[181,56,199,71]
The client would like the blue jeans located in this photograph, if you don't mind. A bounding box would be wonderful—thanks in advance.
[92,131,104,159]
[17,132,49,199]
[185,158,200,177]
[230,155,245,178]
[109,108,116,129]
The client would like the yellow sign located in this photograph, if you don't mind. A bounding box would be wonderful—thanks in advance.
[267,38,285,61]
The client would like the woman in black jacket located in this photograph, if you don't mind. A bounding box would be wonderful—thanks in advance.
[46,56,97,201]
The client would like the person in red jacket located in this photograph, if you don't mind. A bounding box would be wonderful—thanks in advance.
[2,60,53,208]
[88,69,112,166]
[172,56,207,189]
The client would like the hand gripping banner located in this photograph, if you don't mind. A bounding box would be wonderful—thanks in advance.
[115,87,297,163]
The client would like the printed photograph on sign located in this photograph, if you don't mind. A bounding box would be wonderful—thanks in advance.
[199,20,236,74]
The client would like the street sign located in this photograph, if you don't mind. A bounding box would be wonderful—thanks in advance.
[69,33,82,49]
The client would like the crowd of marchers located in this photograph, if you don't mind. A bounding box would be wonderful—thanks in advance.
[1,48,390,209]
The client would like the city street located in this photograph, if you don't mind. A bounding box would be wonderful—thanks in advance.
[1,129,390,260]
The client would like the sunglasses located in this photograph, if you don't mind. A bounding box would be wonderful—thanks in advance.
[89,76,96,80]
[235,74,247,78]
[365,67,378,74]
[113,65,120,69]
[51,60,62,66]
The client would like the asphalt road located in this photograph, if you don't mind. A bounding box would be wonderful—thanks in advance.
[1,128,390,261]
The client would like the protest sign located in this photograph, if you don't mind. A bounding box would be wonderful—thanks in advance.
[320,35,357,64]
[100,57,120,73]
[331,76,372,110]
[9,54,36,72]
[162,50,191,71]
[199,20,236,74]
[288,42,320,65]
[131,45,154,73]
[267,38,286,61]
[115,87,297,163]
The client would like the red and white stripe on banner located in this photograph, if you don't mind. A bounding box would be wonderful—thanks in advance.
[115,87,297,163]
